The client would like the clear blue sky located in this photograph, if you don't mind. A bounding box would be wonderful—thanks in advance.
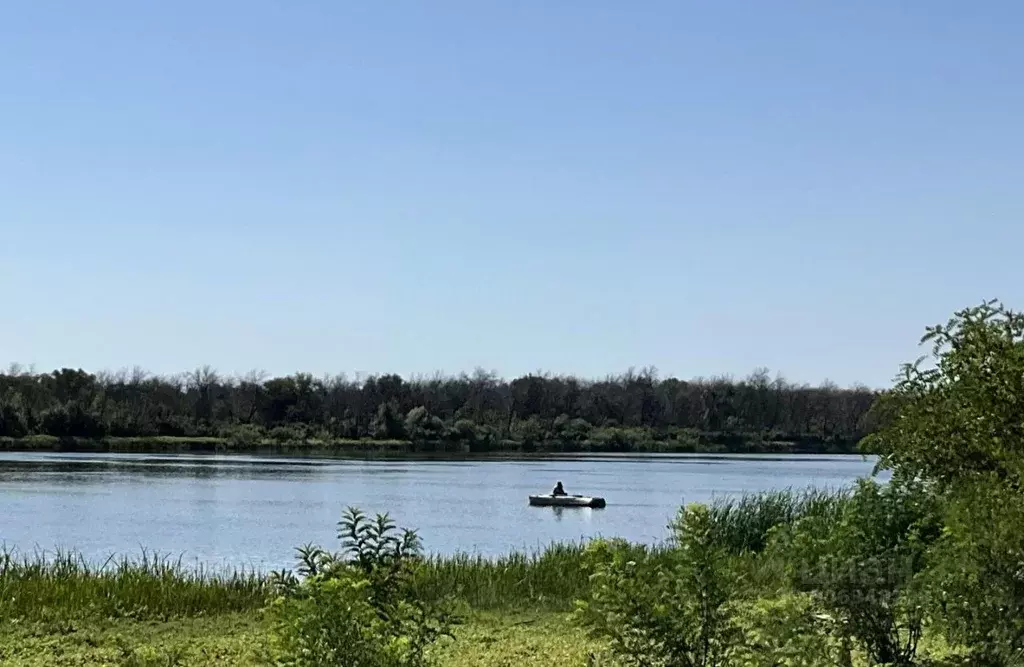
[2,1,1021,388]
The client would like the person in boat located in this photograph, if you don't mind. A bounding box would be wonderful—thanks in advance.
[552,481,567,496]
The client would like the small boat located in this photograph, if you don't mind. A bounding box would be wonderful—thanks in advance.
[528,493,606,509]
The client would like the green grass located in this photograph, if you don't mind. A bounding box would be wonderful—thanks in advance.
[434,612,602,667]
[703,487,850,554]
[414,542,596,612]
[0,611,604,667]
[0,544,598,623]
[0,545,605,664]
[0,549,267,623]
[0,613,270,667]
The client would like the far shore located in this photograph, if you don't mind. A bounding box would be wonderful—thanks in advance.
[0,433,866,456]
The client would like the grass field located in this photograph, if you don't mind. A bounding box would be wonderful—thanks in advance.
[0,612,601,667]
[0,546,603,666]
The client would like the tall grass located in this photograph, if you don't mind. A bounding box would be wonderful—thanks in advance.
[0,542,603,623]
[0,548,269,622]
[413,542,602,612]
[701,488,849,554]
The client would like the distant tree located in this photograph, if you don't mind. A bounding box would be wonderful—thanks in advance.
[405,406,444,442]
[371,402,406,440]
[0,398,28,437]
[0,360,878,448]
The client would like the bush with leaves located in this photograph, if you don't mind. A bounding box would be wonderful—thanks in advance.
[766,478,941,666]
[405,407,444,444]
[923,482,1024,666]
[269,507,457,667]
[726,593,843,667]
[220,423,264,448]
[576,504,736,667]
[864,300,1024,665]
[269,424,309,443]
[39,401,106,438]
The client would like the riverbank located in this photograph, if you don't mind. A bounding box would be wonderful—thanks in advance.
[0,546,597,666]
[0,612,598,667]
[0,431,863,455]
[0,533,961,667]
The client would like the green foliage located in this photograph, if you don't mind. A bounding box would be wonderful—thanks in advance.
[865,299,1024,488]
[0,364,874,452]
[372,402,407,441]
[269,424,308,443]
[865,300,1024,665]
[768,478,940,666]
[700,488,848,554]
[219,424,264,448]
[405,407,444,443]
[447,419,497,450]
[0,549,267,623]
[0,397,29,437]
[577,505,736,667]
[412,542,593,612]
[726,593,842,667]
[552,414,592,442]
[268,508,457,667]
[925,481,1024,666]
[510,416,545,450]
[39,401,106,438]
[586,426,647,452]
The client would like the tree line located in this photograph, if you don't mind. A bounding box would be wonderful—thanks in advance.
[0,365,878,451]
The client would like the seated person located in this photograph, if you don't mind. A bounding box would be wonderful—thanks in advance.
[552,481,567,496]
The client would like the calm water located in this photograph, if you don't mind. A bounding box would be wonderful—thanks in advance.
[0,452,879,571]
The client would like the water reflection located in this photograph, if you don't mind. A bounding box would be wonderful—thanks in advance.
[546,505,603,523]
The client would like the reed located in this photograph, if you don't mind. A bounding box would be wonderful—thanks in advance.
[0,548,268,622]
[702,487,849,553]
[413,542,596,611]
[0,537,665,622]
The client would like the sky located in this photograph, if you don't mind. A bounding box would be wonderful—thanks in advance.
[1,1,1021,389]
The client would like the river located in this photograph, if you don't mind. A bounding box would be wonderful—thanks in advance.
[0,451,880,571]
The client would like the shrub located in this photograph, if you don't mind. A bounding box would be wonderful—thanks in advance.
[511,416,545,449]
[726,593,843,667]
[269,508,457,667]
[576,504,736,667]
[447,419,496,451]
[38,401,106,438]
[767,478,941,666]
[925,480,1024,666]
[269,424,307,443]
[405,407,444,443]
[220,424,265,447]
[864,300,1024,665]
[552,414,592,443]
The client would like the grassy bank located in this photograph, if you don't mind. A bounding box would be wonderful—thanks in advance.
[0,431,861,456]
[0,544,596,624]
[0,547,600,666]
[0,612,600,667]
